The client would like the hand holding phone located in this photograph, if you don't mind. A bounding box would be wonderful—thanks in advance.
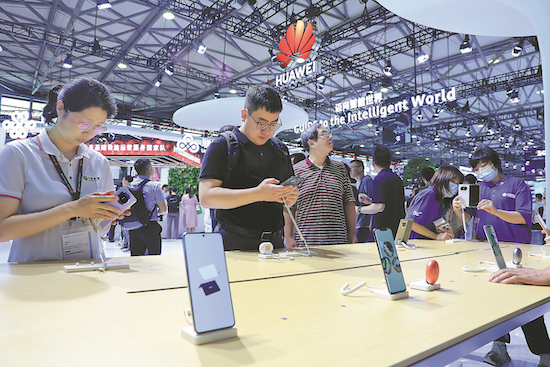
[97,186,137,230]
[281,176,305,186]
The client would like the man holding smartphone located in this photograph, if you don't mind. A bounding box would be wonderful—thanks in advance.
[199,85,298,251]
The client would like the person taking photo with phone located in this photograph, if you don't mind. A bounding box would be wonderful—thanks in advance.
[453,147,549,367]
[0,77,124,262]
[405,166,463,241]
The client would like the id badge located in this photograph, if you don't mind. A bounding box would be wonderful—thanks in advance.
[61,219,94,260]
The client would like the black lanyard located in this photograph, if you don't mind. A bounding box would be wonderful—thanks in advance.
[49,155,83,201]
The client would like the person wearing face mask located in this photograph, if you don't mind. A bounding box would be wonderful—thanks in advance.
[452,147,550,367]
[405,166,463,240]
[453,147,532,244]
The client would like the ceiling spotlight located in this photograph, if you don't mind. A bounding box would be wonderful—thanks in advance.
[383,60,394,77]
[154,75,162,88]
[162,11,175,20]
[507,89,520,103]
[0,45,3,52]
[92,39,100,54]
[416,112,423,120]
[460,35,472,54]
[62,53,73,69]
[316,73,326,83]
[164,64,174,76]
[268,50,277,64]
[296,57,306,64]
[380,86,389,93]
[117,62,127,69]
[513,122,521,131]
[229,88,237,94]
[196,42,207,54]
[96,0,112,9]
[317,83,325,92]
[416,49,429,64]
[512,39,524,57]
[213,91,220,99]
[536,89,545,95]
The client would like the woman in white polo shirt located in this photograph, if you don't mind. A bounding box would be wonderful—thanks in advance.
[0,77,123,262]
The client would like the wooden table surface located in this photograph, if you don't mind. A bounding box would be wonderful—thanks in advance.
[1,241,548,367]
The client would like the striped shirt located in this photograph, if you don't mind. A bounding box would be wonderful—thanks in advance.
[293,156,355,245]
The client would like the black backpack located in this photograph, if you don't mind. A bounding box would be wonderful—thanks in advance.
[121,179,155,230]
[167,194,180,213]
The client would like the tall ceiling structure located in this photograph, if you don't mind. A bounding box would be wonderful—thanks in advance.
[0,0,544,175]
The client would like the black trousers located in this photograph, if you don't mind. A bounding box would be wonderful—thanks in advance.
[129,221,162,256]
[356,227,370,243]
[220,228,284,251]
[497,316,550,355]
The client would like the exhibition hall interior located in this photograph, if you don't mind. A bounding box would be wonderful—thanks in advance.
[0,0,549,366]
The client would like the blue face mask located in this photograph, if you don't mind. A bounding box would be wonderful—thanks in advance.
[477,165,498,182]
[444,182,459,198]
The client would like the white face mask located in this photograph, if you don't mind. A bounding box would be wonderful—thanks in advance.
[476,164,498,182]
[444,182,459,198]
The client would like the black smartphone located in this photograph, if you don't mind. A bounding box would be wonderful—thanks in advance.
[281,175,305,186]
[535,212,549,235]
[483,225,507,269]
[374,228,407,294]
[182,232,235,334]
[459,184,480,207]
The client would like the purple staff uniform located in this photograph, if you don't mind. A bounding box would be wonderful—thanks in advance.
[405,186,445,239]
[371,168,405,237]
[475,175,532,244]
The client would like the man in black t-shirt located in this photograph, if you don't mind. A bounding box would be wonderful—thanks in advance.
[199,85,298,250]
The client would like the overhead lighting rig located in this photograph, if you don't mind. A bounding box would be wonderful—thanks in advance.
[460,35,472,54]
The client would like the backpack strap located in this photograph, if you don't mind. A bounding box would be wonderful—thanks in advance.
[221,131,240,184]
[136,179,156,220]
[269,136,289,156]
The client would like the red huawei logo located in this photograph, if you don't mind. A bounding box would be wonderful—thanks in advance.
[277,20,316,68]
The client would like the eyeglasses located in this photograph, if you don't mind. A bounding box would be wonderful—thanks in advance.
[318,131,332,138]
[67,109,108,134]
[246,111,282,131]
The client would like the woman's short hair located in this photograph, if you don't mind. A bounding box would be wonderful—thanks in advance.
[42,76,117,123]
[469,147,502,173]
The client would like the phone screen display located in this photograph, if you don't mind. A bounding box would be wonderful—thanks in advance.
[483,225,507,269]
[374,228,407,294]
[282,176,305,186]
[183,233,235,333]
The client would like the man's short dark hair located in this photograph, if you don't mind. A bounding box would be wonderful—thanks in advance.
[350,159,364,168]
[124,175,133,183]
[536,193,543,200]
[470,147,502,173]
[244,85,283,114]
[135,158,152,176]
[300,123,322,152]
[373,145,391,168]
[464,174,477,184]
[421,167,435,182]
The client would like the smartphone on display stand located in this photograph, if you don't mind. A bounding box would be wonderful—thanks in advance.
[183,232,235,334]
[97,186,137,230]
[459,184,480,208]
[483,225,507,269]
[374,228,407,294]
[394,219,413,245]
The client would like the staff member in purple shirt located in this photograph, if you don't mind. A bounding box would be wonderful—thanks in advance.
[453,147,549,367]
[406,166,463,240]
[453,147,532,244]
